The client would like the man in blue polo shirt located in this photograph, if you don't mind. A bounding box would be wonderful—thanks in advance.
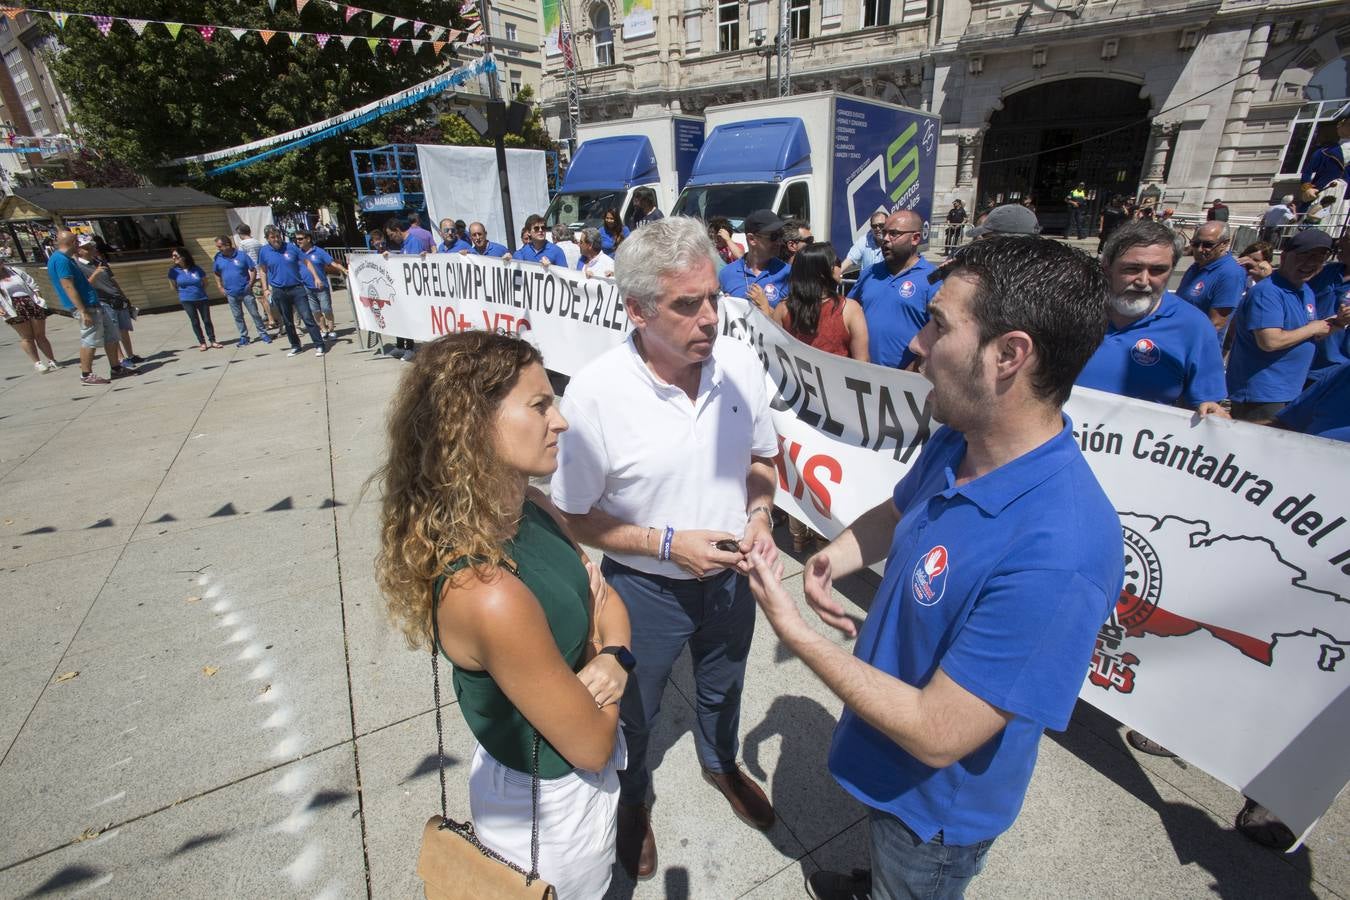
[842,210,887,276]
[514,214,567,267]
[745,236,1123,900]
[1276,362,1350,441]
[1077,220,1228,415]
[257,225,327,358]
[1306,231,1350,382]
[718,209,791,313]
[295,229,344,340]
[212,234,270,347]
[848,209,938,368]
[459,221,510,258]
[46,230,131,385]
[1227,229,1349,421]
[385,216,434,256]
[436,217,470,253]
[1176,221,1246,338]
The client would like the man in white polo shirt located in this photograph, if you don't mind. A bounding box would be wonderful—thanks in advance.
[552,216,780,881]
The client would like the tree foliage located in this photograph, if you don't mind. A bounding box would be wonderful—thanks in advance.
[431,86,554,151]
[43,0,467,212]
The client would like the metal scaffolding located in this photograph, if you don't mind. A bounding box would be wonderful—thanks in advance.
[777,0,792,97]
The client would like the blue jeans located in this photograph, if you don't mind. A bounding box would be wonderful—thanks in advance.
[180,300,216,344]
[269,284,323,351]
[227,292,266,338]
[870,808,993,900]
[601,558,755,807]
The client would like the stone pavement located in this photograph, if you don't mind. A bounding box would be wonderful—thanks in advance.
[0,297,1345,899]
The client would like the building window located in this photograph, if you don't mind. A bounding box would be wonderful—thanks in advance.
[790,0,811,40]
[821,0,842,24]
[684,0,702,51]
[592,4,614,67]
[718,0,740,52]
[504,22,520,57]
[510,71,522,96]
[863,0,890,28]
[2,47,47,135]
[1278,98,1350,178]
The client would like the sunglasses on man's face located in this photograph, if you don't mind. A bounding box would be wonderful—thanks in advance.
[870,222,887,231]
[1190,239,1225,250]
[787,236,814,246]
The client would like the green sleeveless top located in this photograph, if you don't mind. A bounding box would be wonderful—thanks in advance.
[434,500,591,778]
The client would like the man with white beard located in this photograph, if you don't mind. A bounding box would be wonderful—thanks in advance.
[1075,220,1228,418]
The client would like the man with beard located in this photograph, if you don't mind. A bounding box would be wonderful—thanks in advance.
[743,236,1123,899]
[1076,220,1228,417]
[1176,221,1245,338]
[848,209,939,368]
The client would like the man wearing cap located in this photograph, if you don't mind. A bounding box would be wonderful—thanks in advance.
[1300,103,1349,195]
[1077,221,1228,415]
[718,209,791,313]
[1065,183,1089,239]
[1227,229,1350,422]
[1176,222,1245,338]
[842,210,888,275]
[970,203,1040,240]
[848,209,939,368]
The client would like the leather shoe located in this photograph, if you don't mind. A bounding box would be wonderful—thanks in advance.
[702,765,775,830]
[616,801,656,879]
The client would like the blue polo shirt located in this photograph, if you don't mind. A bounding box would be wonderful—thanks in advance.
[257,242,307,288]
[515,241,567,266]
[1176,253,1245,326]
[848,257,939,368]
[1307,263,1350,382]
[719,256,792,308]
[46,251,99,309]
[466,241,509,258]
[599,226,629,252]
[438,237,471,253]
[400,226,435,255]
[1075,292,1226,406]
[1227,273,1319,403]
[828,420,1122,846]
[1276,363,1350,439]
[168,265,209,301]
[300,246,334,289]
[212,250,255,295]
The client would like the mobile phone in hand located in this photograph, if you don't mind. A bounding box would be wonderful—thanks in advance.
[714,539,741,553]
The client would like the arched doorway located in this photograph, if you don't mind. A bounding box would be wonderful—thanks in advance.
[979,79,1152,235]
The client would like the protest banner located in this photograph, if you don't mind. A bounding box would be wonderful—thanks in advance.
[350,251,1350,842]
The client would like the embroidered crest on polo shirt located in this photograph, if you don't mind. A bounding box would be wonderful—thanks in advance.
[1305,303,1316,322]
[899,280,917,299]
[911,545,949,607]
[764,283,778,302]
[1191,280,1205,296]
[1130,338,1161,367]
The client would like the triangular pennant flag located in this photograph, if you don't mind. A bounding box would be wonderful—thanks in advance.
[198,25,216,42]
[1,8,24,22]
[393,17,408,32]
[468,31,484,44]
[339,35,356,49]
[344,6,360,22]
[314,33,331,49]
[389,38,403,54]
[48,11,68,28]
[445,29,461,42]
[92,15,114,36]
[164,22,184,39]
[229,28,248,40]
[366,37,379,53]
[413,20,426,35]
[287,31,302,45]
[411,40,424,53]
[259,29,277,44]
[268,0,278,11]
[296,0,311,12]
[426,26,444,41]
[432,40,446,54]
[370,13,386,28]
[128,18,149,35]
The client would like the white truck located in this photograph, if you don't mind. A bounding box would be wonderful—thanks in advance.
[671,92,940,254]
[545,114,705,231]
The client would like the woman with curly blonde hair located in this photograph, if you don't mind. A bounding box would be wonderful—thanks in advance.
[372,330,632,897]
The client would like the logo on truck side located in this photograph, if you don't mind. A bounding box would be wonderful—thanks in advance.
[843,117,937,244]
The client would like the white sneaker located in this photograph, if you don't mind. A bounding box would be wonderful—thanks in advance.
[286,348,301,358]
[35,361,47,373]
[324,331,337,339]
[314,347,326,357]
[45,360,59,371]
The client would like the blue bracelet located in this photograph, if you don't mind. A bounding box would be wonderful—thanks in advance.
[659,526,674,562]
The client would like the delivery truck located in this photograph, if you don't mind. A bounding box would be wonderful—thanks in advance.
[671,92,939,255]
[545,114,705,231]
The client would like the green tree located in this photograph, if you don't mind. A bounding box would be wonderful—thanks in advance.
[432,86,554,151]
[43,0,468,217]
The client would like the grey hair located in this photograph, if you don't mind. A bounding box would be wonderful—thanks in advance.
[551,223,574,243]
[1195,220,1231,243]
[1101,220,1184,268]
[614,216,719,315]
[579,226,601,249]
[263,225,283,239]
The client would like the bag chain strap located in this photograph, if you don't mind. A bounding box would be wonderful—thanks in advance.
[431,598,543,885]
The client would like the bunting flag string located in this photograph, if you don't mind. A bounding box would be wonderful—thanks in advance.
[165,55,496,175]
[13,5,468,56]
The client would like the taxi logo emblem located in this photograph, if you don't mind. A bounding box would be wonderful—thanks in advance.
[1191,280,1205,295]
[911,545,949,607]
[1130,338,1161,367]
[898,280,916,299]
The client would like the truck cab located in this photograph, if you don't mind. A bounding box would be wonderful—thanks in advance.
[672,118,813,233]
[544,134,657,230]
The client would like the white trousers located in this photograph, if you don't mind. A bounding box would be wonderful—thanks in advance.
[469,731,626,899]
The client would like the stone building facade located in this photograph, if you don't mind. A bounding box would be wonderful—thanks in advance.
[539,0,1350,233]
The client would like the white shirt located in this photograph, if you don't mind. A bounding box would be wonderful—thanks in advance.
[556,239,582,270]
[1260,204,1295,228]
[581,251,615,279]
[552,333,777,579]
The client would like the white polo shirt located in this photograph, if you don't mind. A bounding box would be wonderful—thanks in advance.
[581,250,615,279]
[552,332,777,579]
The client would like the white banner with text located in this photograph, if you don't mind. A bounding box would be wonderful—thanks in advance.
[350,251,1350,841]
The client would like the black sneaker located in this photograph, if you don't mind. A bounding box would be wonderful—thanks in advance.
[109,366,142,379]
[806,869,871,900]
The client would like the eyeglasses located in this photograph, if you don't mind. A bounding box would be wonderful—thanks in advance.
[883,229,921,239]
[530,225,547,232]
[1190,239,1225,249]
[870,222,887,231]
[786,236,814,246]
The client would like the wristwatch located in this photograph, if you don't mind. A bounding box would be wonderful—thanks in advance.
[599,645,637,673]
